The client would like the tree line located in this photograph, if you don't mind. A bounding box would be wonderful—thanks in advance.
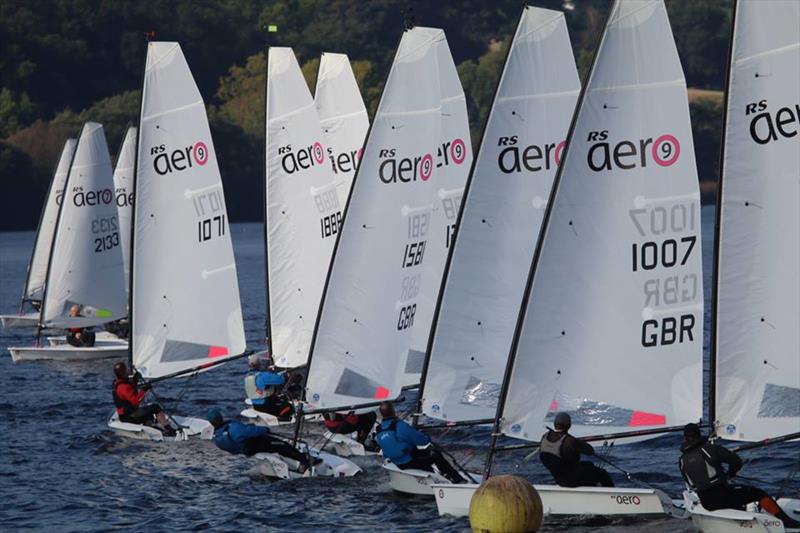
[0,0,730,230]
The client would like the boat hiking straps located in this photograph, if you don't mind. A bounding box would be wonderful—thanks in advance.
[432,442,474,482]
[310,430,336,452]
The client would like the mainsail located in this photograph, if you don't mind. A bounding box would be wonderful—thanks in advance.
[499,0,703,442]
[266,47,341,369]
[113,126,136,289]
[131,42,245,379]
[314,52,369,207]
[41,122,127,328]
[305,27,458,410]
[420,6,580,423]
[713,0,800,442]
[404,28,472,386]
[22,137,77,304]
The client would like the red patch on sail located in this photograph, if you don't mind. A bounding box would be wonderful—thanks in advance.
[628,411,666,426]
[548,399,559,412]
[373,386,390,399]
[208,346,228,358]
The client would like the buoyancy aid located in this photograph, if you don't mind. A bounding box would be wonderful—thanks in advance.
[244,373,265,400]
[540,431,567,458]
[680,443,725,491]
[112,378,137,416]
[376,419,412,464]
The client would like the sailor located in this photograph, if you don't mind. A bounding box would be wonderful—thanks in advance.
[244,354,294,421]
[539,412,614,487]
[66,304,96,347]
[323,410,378,449]
[208,410,319,472]
[112,362,174,436]
[679,423,800,527]
[375,401,466,483]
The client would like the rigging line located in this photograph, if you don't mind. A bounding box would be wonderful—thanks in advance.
[591,454,665,493]
[144,383,189,431]
[432,442,474,482]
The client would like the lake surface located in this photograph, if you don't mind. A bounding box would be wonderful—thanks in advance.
[1,209,797,532]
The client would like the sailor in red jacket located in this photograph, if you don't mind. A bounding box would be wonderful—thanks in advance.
[112,362,174,435]
[323,410,378,449]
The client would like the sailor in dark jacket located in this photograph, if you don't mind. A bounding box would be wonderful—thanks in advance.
[208,410,318,471]
[679,423,800,527]
[539,412,614,487]
[375,402,466,483]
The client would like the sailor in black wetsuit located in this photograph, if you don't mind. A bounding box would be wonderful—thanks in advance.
[539,412,614,487]
[679,423,800,527]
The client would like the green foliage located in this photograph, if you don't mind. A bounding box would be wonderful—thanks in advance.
[689,97,724,182]
[0,89,37,137]
[0,141,47,231]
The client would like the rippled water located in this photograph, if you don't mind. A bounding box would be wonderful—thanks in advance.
[1,209,797,532]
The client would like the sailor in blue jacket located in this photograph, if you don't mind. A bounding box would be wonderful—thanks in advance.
[375,402,466,483]
[208,410,316,470]
[244,354,294,420]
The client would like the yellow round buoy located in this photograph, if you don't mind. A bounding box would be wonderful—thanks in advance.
[469,475,543,533]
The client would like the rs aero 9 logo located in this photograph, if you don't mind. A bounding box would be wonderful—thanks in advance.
[586,130,680,172]
[279,142,325,174]
[151,141,210,175]
[378,138,466,184]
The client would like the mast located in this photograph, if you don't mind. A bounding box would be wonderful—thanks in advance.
[37,124,84,342]
[708,0,739,432]
[128,34,151,372]
[263,42,273,347]
[483,0,615,478]
[414,4,526,428]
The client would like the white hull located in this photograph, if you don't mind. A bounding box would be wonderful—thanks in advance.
[240,408,295,427]
[433,482,678,518]
[9,341,128,362]
[383,461,482,496]
[47,330,123,346]
[0,312,40,329]
[107,412,214,442]
[684,491,800,533]
[253,447,361,480]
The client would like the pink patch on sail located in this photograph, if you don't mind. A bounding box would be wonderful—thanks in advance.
[548,399,559,412]
[373,386,390,399]
[628,411,666,426]
[208,346,229,358]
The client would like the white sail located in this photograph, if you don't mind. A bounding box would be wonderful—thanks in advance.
[266,47,342,369]
[23,138,77,303]
[131,42,245,378]
[714,0,800,442]
[404,29,473,386]
[42,123,127,328]
[314,52,369,207]
[306,27,455,410]
[112,126,136,290]
[500,0,704,441]
[421,6,580,422]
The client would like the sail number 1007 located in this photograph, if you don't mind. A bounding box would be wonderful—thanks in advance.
[631,236,695,271]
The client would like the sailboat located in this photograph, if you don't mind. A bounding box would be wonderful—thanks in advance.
[684,1,800,530]
[107,41,247,441]
[392,4,581,496]
[1,138,76,329]
[432,0,704,518]
[283,22,467,473]
[9,122,129,361]
[241,47,355,428]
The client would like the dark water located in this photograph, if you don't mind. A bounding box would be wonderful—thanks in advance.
[1,209,797,532]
